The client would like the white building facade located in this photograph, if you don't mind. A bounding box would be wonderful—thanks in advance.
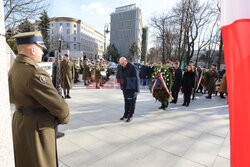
[110,4,143,61]
[46,17,105,60]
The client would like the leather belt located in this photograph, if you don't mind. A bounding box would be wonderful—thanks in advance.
[16,107,49,114]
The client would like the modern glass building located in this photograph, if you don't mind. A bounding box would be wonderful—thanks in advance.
[110,4,143,61]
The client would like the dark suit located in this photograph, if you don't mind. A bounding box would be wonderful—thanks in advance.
[171,68,182,103]
[182,71,195,106]
[118,62,140,118]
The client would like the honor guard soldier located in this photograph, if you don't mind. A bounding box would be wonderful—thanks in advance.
[60,54,75,98]
[82,58,90,86]
[8,31,70,167]
[95,60,101,89]
[73,59,80,83]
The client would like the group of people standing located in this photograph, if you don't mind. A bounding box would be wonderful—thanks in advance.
[137,60,227,110]
[59,54,112,99]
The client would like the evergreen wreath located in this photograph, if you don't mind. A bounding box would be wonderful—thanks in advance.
[151,65,173,103]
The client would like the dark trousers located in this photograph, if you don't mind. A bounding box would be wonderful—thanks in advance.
[141,78,148,86]
[183,88,192,105]
[123,97,137,118]
[172,87,180,103]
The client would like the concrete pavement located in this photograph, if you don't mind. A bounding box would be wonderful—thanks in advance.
[58,79,230,167]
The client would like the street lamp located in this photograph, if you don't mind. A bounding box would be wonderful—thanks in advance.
[104,23,110,56]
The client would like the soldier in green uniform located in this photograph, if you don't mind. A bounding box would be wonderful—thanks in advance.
[82,59,90,86]
[95,60,101,89]
[8,31,70,167]
[73,60,80,83]
[205,64,218,99]
[60,54,75,98]
[99,58,107,86]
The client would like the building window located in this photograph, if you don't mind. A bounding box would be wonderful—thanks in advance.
[74,24,76,28]
[51,29,54,34]
[67,29,70,34]
[74,44,77,50]
[60,23,63,26]
[74,30,76,35]
[67,23,70,27]
[66,43,70,49]
[51,23,53,27]
[67,36,70,41]
[74,37,76,42]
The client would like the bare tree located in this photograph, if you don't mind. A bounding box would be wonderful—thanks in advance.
[150,14,170,63]
[4,0,49,29]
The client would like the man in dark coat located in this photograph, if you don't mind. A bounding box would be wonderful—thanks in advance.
[171,61,182,104]
[141,63,149,86]
[118,57,140,122]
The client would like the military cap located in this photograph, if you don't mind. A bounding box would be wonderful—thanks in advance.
[212,64,217,67]
[189,60,194,63]
[64,54,69,57]
[12,31,46,49]
[166,59,172,63]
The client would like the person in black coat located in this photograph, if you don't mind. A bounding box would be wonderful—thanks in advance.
[118,57,140,122]
[171,61,182,104]
[182,65,195,107]
[141,63,149,86]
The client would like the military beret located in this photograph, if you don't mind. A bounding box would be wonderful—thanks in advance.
[12,31,46,49]
[189,60,194,63]
[174,61,179,64]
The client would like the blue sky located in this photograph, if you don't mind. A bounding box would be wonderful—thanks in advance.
[48,0,179,48]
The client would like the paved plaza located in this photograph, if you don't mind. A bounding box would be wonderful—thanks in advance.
[58,77,230,167]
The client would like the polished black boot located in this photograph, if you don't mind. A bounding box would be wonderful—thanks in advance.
[206,94,212,99]
[220,93,226,99]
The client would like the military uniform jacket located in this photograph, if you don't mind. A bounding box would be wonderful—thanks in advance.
[95,64,101,80]
[82,62,90,80]
[8,54,70,167]
[60,60,75,89]
[74,63,80,73]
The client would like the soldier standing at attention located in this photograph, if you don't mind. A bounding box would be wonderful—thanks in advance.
[82,59,90,86]
[8,31,70,167]
[95,60,101,89]
[205,64,218,99]
[73,60,80,83]
[60,54,75,99]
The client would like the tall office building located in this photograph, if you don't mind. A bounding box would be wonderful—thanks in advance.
[141,27,148,62]
[110,4,143,61]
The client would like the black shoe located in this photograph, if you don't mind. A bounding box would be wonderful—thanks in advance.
[206,96,211,99]
[170,101,175,104]
[182,103,186,106]
[186,104,189,107]
[126,117,133,122]
[158,105,164,109]
[220,95,226,99]
[66,95,71,99]
[158,105,166,110]
[120,117,127,120]
[56,131,65,139]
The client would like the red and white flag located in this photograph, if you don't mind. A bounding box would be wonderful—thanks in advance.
[221,0,250,166]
